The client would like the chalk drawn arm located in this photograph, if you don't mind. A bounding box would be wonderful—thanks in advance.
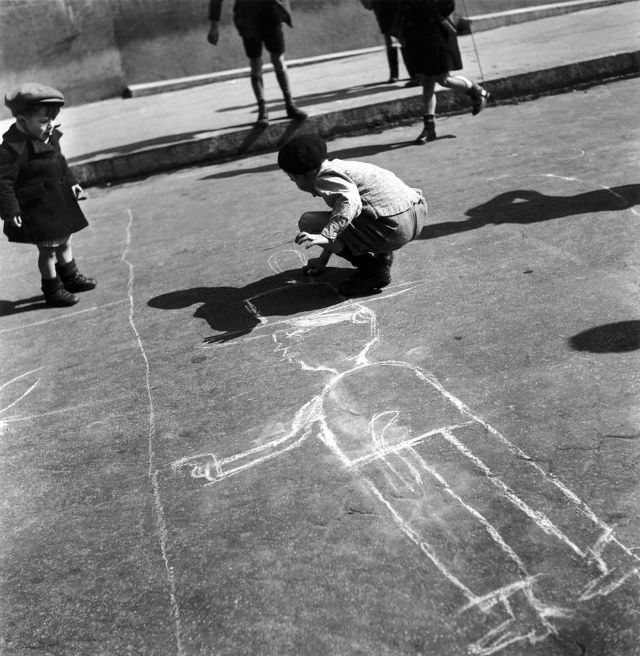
[171,397,322,485]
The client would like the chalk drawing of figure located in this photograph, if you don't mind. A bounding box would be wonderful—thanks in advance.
[171,250,639,655]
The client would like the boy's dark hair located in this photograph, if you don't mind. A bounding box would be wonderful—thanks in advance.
[277,133,327,175]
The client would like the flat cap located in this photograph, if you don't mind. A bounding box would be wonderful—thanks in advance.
[278,133,327,175]
[4,82,65,115]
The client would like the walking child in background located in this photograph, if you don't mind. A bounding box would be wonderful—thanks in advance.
[399,0,490,144]
[278,133,428,297]
[0,83,96,307]
[208,0,307,126]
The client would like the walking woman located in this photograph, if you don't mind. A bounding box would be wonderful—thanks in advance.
[399,0,489,144]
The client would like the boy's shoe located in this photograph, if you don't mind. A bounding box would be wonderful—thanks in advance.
[338,253,393,297]
[42,277,79,306]
[285,103,308,121]
[56,259,97,292]
[468,84,490,115]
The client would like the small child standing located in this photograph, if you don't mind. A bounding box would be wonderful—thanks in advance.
[277,133,428,296]
[0,83,95,307]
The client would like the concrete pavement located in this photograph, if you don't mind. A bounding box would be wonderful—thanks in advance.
[1,79,639,656]
[1,1,639,187]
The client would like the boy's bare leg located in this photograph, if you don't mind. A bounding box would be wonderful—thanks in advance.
[270,53,307,120]
[249,56,269,125]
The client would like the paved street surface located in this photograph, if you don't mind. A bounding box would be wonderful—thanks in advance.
[1,80,639,655]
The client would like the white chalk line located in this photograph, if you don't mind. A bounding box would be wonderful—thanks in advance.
[366,479,477,602]
[121,208,184,656]
[0,299,128,335]
[0,366,43,392]
[0,380,39,416]
[2,393,135,424]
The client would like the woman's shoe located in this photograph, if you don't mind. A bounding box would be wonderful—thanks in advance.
[468,85,490,115]
[415,121,436,145]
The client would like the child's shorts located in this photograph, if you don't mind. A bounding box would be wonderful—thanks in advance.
[300,196,428,256]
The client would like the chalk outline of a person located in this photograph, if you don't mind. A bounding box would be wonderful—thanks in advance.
[171,251,639,654]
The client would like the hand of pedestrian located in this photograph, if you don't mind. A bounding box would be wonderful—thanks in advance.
[207,22,220,45]
[4,215,22,228]
[72,184,87,200]
[295,232,329,248]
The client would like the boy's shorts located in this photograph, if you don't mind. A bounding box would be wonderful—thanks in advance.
[241,22,285,58]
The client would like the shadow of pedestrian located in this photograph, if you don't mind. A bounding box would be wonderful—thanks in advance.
[147,267,349,343]
[418,184,640,240]
[199,140,411,181]
[569,321,640,353]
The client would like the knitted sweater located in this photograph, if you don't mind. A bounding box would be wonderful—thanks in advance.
[314,159,422,242]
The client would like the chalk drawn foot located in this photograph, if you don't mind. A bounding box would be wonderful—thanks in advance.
[468,616,553,656]
[466,586,568,655]
[580,533,640,600]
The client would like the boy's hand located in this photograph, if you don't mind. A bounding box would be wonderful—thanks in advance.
[207,22,220,45]
[4,215,22,228]
[302,257,328,276]
[295,232,329,248]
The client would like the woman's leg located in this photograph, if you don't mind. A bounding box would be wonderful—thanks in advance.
[437,74,490,115]
[416,75,437,144]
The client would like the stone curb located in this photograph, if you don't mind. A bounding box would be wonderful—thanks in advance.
[73,51,639,187]
[124,0,636,98]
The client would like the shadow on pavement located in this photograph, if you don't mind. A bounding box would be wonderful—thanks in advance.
[148,267,348,343]
[569,320,640,353]
[418,184,640,240]
[68,123,270,163]
[0,296,48,317]
[199,141,411,181]
[216,82,404,114]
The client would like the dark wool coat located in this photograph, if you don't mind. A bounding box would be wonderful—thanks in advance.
[400,0,462,75]
[209,0,292,37]
[0,125,88,244]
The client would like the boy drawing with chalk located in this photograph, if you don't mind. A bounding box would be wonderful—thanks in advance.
[277,133,428,296]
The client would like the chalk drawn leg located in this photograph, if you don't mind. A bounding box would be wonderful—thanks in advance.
[359,447,567,655]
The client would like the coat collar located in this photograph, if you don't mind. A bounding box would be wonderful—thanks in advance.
[2,123,60,155]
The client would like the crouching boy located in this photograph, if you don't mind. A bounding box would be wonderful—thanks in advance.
[277,133,428,296]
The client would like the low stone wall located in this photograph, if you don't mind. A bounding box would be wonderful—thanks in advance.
[0,0,382,116]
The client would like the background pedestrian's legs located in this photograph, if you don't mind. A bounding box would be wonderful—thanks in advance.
[383,33,399,82]
[271,53,307,120]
